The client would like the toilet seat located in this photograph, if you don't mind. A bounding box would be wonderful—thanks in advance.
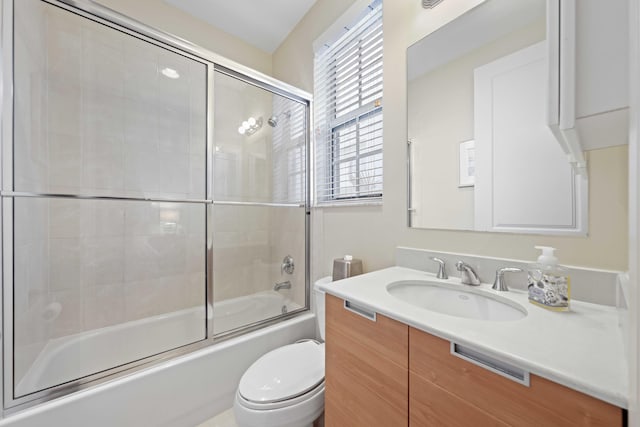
[236,380,325,411]
[238,341,325,409]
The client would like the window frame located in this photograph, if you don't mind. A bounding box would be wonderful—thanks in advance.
[330,105,383,200]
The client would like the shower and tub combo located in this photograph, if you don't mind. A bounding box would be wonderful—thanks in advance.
[0,0,313,424]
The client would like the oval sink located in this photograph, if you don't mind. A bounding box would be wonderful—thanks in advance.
[387,280,527,321]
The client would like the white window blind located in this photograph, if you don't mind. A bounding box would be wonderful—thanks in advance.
[272,98,306,204]
[314,0,383,204]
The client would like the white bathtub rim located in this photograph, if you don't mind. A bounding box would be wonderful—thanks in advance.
[15,305,208,397]
[16,291,302,398]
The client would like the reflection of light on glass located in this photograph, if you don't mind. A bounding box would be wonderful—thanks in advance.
[161,67,180,79]
[237,116,263,135]
[160,209,180,234]
[215,146,221,152]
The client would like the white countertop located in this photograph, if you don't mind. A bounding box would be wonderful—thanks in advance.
[319,266,628,408]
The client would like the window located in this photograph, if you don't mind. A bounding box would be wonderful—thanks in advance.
[272,98,307,204]
[314,0,383,203]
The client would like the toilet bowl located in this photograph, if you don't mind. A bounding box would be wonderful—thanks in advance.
[233,277,331,427]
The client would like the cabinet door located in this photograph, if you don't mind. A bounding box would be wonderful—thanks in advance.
[410,372,508,427]
[409,328,623,427]
[325,295,408,427]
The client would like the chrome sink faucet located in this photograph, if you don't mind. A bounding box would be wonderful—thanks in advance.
[455,261,480,286]
[429,256,448,279]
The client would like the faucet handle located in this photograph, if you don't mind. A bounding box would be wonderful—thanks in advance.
[492,267,524,292]
[429,257,448,279]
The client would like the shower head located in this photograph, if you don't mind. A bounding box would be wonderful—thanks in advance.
[267,111,291,128]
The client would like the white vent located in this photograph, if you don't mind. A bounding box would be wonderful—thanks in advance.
[422,0,444,9]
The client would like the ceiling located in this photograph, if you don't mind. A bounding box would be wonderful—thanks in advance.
[164,0,317,53]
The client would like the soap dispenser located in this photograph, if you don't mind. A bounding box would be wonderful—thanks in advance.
[527,246,570,311]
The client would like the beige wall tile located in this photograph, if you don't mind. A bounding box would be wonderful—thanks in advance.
[83,284,126,330]
[50,289,84,338]
[82,237,126,287]
[50,238,83,291]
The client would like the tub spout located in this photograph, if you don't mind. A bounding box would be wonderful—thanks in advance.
[274,281,292,291]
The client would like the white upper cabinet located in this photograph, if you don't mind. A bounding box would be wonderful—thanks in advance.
[548,0,629,169]
[575,0,628,118]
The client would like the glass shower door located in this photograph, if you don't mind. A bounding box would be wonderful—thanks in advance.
[212,70,308,335]
[6,0,209,403]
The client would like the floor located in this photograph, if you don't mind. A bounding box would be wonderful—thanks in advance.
[195,408,325,427]
[196,408,238,427]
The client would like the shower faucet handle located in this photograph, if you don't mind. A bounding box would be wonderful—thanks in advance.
[281,255,295,275]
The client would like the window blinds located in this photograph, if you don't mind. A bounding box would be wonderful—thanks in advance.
[272,98,307,204]
[314,0,383,203]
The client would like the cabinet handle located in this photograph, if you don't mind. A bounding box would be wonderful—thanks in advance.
[451,342,530,386]
[344,300,377,321]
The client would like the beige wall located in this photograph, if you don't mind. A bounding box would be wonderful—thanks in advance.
[96,0,272,75]
[274,0,629,275]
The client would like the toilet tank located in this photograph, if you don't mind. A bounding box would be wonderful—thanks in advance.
[313,277,332,341]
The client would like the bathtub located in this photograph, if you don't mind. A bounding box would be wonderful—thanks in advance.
[2,293,313,427]
[213,290,302,335]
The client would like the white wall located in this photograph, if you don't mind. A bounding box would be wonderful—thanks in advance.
[273,0,629,279]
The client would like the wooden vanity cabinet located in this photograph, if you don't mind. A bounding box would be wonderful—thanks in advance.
[409,327,624,427]
[325,296,624,427]
[410,371,508,426]
[324,294,409,427]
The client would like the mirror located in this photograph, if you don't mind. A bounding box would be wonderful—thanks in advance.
[407,0,587,235]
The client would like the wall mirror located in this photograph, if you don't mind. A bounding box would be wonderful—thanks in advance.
[407,0,587,235]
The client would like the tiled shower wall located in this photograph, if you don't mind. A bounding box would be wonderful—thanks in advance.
[12,0,208,387]
[15,2,207,199]
[212,73,307,308]
[212,205,305,307]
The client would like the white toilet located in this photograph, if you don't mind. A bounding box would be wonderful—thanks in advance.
[233,277,331,427]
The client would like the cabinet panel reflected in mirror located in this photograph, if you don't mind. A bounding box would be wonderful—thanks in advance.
[407,0,587,235]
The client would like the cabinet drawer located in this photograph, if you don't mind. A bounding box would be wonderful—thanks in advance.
[325,295,408,427]
[410,372,508,427]
[409,328,623,427]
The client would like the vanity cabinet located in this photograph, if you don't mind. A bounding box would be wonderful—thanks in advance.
[324,294,408,426]
[325,296,624,427]
[409,328,623,426]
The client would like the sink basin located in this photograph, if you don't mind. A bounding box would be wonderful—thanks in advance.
[387,280,527,321]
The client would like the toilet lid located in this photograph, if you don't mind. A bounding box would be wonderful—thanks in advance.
[239,341,325,404]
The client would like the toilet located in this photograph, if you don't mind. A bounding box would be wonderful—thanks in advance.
[233,277,331,427]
